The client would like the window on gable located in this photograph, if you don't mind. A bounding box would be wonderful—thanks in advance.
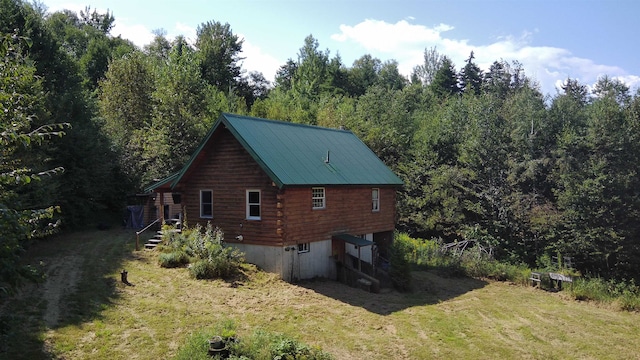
[372,188,380,212]
[246,190,261,220]
[312,187,325,209]
[200,190,213,218]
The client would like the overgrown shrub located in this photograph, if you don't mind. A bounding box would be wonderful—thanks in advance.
[159,223,245,279]
[389,234,412,291]
[158,251,190,268]
[461,248,530,284]
[569,277,640,311]
[396,232,529,284]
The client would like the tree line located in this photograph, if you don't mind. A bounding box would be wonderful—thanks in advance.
[2,0,640,292]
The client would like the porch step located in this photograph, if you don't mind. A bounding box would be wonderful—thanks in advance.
[162,228,181,234]
[144,228,181,250]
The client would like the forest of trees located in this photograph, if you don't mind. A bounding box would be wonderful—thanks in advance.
[3,1,640,292]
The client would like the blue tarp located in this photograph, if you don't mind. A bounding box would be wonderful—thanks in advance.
[126,205,144,229]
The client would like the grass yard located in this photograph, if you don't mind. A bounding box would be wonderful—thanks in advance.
[1,229,640,359]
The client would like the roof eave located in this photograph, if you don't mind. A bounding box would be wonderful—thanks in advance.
[143,172,180,193]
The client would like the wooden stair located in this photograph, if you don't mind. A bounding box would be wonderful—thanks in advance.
[144,231,163,250]
[144,226,182,250]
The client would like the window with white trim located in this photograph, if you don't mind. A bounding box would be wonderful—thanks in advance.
[372,188,380,212]
[246,190,261,220]
[312,187,325,209]
[298,243,310,253]
[200,190,213,218]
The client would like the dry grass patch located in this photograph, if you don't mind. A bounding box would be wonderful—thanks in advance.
[2,229,640,359]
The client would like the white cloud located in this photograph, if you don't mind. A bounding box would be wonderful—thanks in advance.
[616,75,640,92]
[170,22,197,45]
[238,36,282,83]
[331,19,638,96]
[111,21,154,48]
[331,19,452,53]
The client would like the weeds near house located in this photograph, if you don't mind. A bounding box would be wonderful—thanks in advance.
[158,223,245,279]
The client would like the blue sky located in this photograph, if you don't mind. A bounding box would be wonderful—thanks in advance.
[42,0,639,96]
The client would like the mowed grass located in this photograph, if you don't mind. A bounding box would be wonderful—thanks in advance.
[2,229,640,359]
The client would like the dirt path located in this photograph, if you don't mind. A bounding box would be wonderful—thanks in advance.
[41,255,83,328]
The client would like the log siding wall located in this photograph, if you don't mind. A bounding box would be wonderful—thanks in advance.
[176,127,398,248]
[280,187,397,246]
[177,128,279,246]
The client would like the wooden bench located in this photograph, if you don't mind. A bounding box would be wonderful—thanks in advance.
[548,272,572,290]
[529,272,542,287]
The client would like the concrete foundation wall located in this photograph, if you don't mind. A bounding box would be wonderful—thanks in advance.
[284,239,335,281]
[229,240,335,282]
[230,243,284,277]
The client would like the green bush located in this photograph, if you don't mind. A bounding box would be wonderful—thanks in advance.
[569,277,640,311]
[189,260,216,279]
[158,251,189,268]
[159,223,245,279]
[395,232,530,284]
[389,234,412,291]
[618,290,640,312]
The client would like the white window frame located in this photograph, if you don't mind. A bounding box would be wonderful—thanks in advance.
[200,189,213,218]
[246,189,261,220]
[312,187,325,209]
[297,242,310,253]
[372,188,380,212]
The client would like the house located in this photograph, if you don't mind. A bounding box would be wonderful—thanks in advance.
[145,113,403,282]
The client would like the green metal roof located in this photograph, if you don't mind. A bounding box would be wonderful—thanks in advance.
[223,114,403,188]
[149,113,403,191]
[143,172,179,193]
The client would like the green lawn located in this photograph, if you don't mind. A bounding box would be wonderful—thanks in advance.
[1,229,639,359]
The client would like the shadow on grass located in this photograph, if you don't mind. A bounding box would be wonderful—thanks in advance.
[297,270,489,316]
[0,227,141,359]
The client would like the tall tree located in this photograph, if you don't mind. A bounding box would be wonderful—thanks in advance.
[99,51,155,185]
[195,20,244,93]
[0,33,67,293]
[274,58,297,91]
[377,60,406,90]
[292,35,329,99]
[459,51,482,95]
[430,57,459,98]
[347,54,381,97]
[411,46,444,86]
[483,60,511,99]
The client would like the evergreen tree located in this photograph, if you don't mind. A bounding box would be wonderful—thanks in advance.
[196,20,244,92]
[430,57,459,98]
[459,51,482,95]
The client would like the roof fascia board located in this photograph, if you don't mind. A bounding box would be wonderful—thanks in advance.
[144,172,179,193]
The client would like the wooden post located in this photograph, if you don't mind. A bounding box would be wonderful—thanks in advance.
[159,192,165,224]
